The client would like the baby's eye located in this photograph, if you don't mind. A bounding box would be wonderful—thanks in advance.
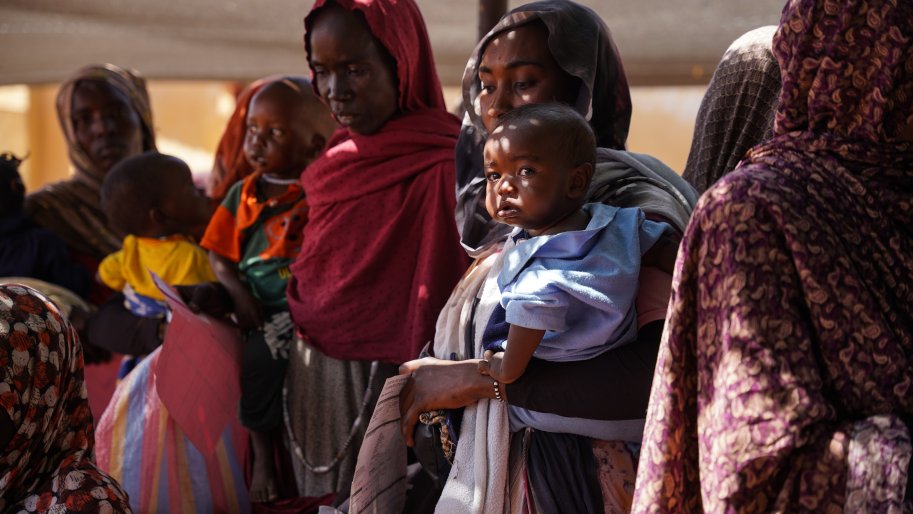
[485,172,501,182]
[518,167,535,177]
[246,125,258,135]
[270,128,284,138]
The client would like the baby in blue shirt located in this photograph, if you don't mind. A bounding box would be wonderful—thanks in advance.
[478,104,670,393]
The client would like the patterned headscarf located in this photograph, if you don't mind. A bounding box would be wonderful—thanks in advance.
[771,0,913,140]
[634,1,913,511]
[24,64,156,260]
[0,284,132,513]
[682,26,780,195]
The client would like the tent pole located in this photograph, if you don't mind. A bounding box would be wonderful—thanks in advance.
[478,0,508,41]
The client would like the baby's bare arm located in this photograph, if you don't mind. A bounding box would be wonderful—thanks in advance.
[481,325,545,384]
[209,251,263,329]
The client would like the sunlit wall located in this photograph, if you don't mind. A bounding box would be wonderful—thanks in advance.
[0,82,705,193]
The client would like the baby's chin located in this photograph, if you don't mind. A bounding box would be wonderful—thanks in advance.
[262,168,305,181]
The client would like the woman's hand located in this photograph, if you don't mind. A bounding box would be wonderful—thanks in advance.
[398,357,496,446]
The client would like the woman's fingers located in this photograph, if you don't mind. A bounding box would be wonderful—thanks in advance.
[398,358,490,446]
[399,376,419,446]
[398,356,437,375]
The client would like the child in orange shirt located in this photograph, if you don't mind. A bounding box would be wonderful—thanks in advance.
[201,77,335,502]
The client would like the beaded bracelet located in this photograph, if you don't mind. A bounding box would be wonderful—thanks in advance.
[492,380,504,402]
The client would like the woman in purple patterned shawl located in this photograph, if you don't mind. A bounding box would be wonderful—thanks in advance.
[633,0,913,512]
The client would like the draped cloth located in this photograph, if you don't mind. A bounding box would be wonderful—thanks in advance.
[94,347,252,514]
[634,1,913,512]
[682,26,780,195]
[0,284,132,513]
[455,0,696,254]
[23,64,156,260]
[288,0,470,365]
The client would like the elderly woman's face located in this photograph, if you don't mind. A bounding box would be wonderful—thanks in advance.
[71,80,145,175]
[478,22,578,134]
[308,4,398,136]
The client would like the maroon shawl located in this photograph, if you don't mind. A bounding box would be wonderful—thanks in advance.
[634,0,913,512]
[288,0,469,364]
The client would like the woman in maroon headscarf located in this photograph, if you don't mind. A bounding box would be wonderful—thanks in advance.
[283,0,470,501]
[633,0,913,511]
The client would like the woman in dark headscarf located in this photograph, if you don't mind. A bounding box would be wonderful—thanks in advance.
[0,284,132,513]
[395,2,697,512]
[25,64,155,263]
[682,26,781,195]
[456,0,695,254]
[634,0,913,511]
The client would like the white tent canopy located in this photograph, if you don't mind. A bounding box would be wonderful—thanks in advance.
[2,0,785,86]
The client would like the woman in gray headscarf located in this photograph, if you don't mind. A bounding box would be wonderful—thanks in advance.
[455,1,696,254]
[397,2,698,512]
[682,26,780,194]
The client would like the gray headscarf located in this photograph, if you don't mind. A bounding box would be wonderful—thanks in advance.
[682,26,780,195]
[455,0,697,255]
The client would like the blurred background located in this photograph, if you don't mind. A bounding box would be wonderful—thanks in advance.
[0,0,785,190]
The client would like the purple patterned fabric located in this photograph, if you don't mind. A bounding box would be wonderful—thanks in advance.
[633,0,913,512]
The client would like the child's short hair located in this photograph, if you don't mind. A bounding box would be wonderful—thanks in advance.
[101,152,187,236]
[256,76,337,141]
[0,153,25,217]
[494,103,597,170]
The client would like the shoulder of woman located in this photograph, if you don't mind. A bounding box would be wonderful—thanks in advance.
[24,187,69,224]
[24,181,81,209]
[691,164,794,230]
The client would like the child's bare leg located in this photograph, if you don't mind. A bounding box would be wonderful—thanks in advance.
[241,329,286,503]
[249,430,278,502]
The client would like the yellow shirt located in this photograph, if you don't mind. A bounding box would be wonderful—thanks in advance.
[98,235,216,300]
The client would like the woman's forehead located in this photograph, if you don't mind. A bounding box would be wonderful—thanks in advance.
[72,80,131,109]
[309,5,376,55]
[481,23,553,67]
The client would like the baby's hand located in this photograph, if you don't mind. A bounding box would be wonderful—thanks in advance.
[177,282,233,317]
[232,289,264,330]
[478,350,505,381]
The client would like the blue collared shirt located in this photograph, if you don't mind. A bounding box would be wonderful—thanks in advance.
[492,203,670,362]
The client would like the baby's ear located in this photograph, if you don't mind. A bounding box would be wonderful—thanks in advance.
[148,206,167,229]
[568,162,593,199]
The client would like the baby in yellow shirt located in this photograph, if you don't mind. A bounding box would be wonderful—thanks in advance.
[99,152,214,318]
